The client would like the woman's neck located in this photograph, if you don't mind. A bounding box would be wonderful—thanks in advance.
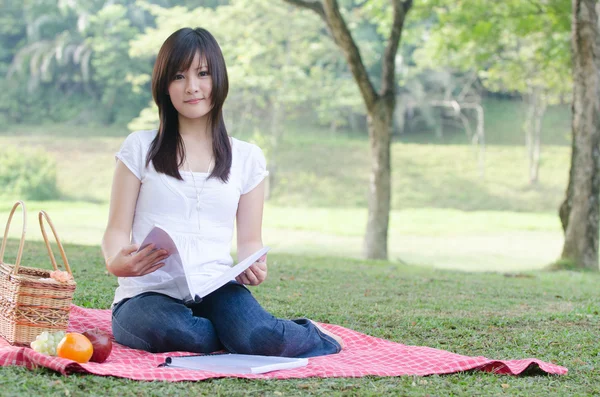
[178,114,211,143]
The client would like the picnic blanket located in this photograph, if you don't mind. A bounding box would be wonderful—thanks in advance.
[0,305,567,381]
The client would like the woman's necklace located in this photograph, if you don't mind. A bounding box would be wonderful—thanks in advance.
[187,157,213,231]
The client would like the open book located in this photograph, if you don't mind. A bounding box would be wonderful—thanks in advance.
[162,353,308,374]
[137,226,270,300]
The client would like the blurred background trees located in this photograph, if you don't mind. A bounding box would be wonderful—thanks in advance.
[3,0,597,269]
[1,0,573,154]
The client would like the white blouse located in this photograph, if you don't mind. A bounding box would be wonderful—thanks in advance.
[112,130,269,305]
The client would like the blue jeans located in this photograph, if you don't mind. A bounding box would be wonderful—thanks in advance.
[111,282,341,358]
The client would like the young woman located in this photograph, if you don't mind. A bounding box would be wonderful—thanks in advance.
[101,27,343,357]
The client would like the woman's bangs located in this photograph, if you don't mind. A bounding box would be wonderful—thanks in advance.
[167,39,206,81]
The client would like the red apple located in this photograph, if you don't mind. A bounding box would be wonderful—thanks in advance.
[82,328,113,363]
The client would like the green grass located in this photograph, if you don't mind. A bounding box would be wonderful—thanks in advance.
[270,138,569,211]
[0,202,562,272]
[0,239,598,396]
[0,129,570,212]
[0,97,572,211]
[0,102,572,272]
[0,100,595,394]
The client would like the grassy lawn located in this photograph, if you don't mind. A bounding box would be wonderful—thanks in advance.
[1,101,593,394]
[0,201,562,272]
[0,239,598,396]
[0,103,571,272]
[0,97,571,212]
[0,131,571,211]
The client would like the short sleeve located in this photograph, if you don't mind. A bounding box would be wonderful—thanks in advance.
[242,145,269,194]
[115,132,145,181]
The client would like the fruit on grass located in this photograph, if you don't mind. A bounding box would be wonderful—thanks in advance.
[82,328,113,363]
[56,333,94,363]
[30,331,66,356]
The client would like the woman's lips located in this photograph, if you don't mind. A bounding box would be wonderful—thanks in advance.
[185,99,203,104]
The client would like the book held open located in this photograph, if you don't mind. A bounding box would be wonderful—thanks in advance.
[137,225,270,300]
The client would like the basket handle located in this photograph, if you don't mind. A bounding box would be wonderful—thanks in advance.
[38,210,73,275]
[0,201,27,271]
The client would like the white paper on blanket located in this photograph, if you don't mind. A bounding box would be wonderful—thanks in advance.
[137,226,270,299]
[164,353,308,374]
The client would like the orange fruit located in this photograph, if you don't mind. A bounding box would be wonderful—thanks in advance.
[56,333,94,363]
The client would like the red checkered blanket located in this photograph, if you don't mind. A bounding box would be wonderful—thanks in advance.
[0,306,567,381]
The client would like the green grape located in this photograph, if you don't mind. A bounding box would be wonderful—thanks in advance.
[30,330,66,356]
[30,333,52,355]
[49,331,65,355]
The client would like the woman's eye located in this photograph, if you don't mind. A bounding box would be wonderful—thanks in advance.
[199,71,209,77]
[174,74,184,80]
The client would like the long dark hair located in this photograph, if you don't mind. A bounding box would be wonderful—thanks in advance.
[147,27,231,182]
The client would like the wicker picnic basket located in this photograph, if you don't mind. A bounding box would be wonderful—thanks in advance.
[0,201,76,345]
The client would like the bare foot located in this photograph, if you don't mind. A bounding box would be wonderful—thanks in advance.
[310,320,345,350]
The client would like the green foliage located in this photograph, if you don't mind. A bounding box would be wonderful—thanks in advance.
[248,128,274,162]
[413,0,571,100]
[129,0,374,133]
[1,1,94,124]
[0,145,60,201]
[0,0,578,135]
[86,4,150,124]
[0,77,94,124]
[127,101,158,131]
[1,0,150,125]
[7,1,93,92]
[0,3,25,69]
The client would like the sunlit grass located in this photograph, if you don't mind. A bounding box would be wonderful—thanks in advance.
[0,239,597,396]
[0,103,595,395]
[0,202,562,272]
[0,104,572,272]
[0,105,571,212]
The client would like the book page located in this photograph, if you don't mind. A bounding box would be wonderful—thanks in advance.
[136,225,179,258]
[189,246,271,299]
[136,226,271,300]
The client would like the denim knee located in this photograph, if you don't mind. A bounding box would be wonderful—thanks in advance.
[227,322,287,356]
[111,292,222,353]
[112,314,154,352]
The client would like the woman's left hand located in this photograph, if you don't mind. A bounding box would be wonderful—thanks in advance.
[235,256,267,286]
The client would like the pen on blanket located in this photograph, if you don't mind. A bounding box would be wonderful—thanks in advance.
[158,352,228,367]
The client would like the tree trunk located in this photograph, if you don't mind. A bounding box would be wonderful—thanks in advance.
[267,99,283,200]
[475,104,485,180]
[559,0,600,270]
[283,0,412,260]
[265,31,292,201]
[524,87,547,185]
[364,99,394,259]
[530,99,544,185]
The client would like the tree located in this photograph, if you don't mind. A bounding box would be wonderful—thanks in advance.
[2,0,150,125]
[7,1,95,95]
[283,0,413,259]
[128,0,369,197]
[558,0,600,271]
[86,4,149,124]
[413,0,571,185]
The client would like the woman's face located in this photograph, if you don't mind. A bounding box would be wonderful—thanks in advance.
[168,51,213,121]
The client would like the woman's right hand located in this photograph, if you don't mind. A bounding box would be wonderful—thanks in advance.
[106,244,169,277]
